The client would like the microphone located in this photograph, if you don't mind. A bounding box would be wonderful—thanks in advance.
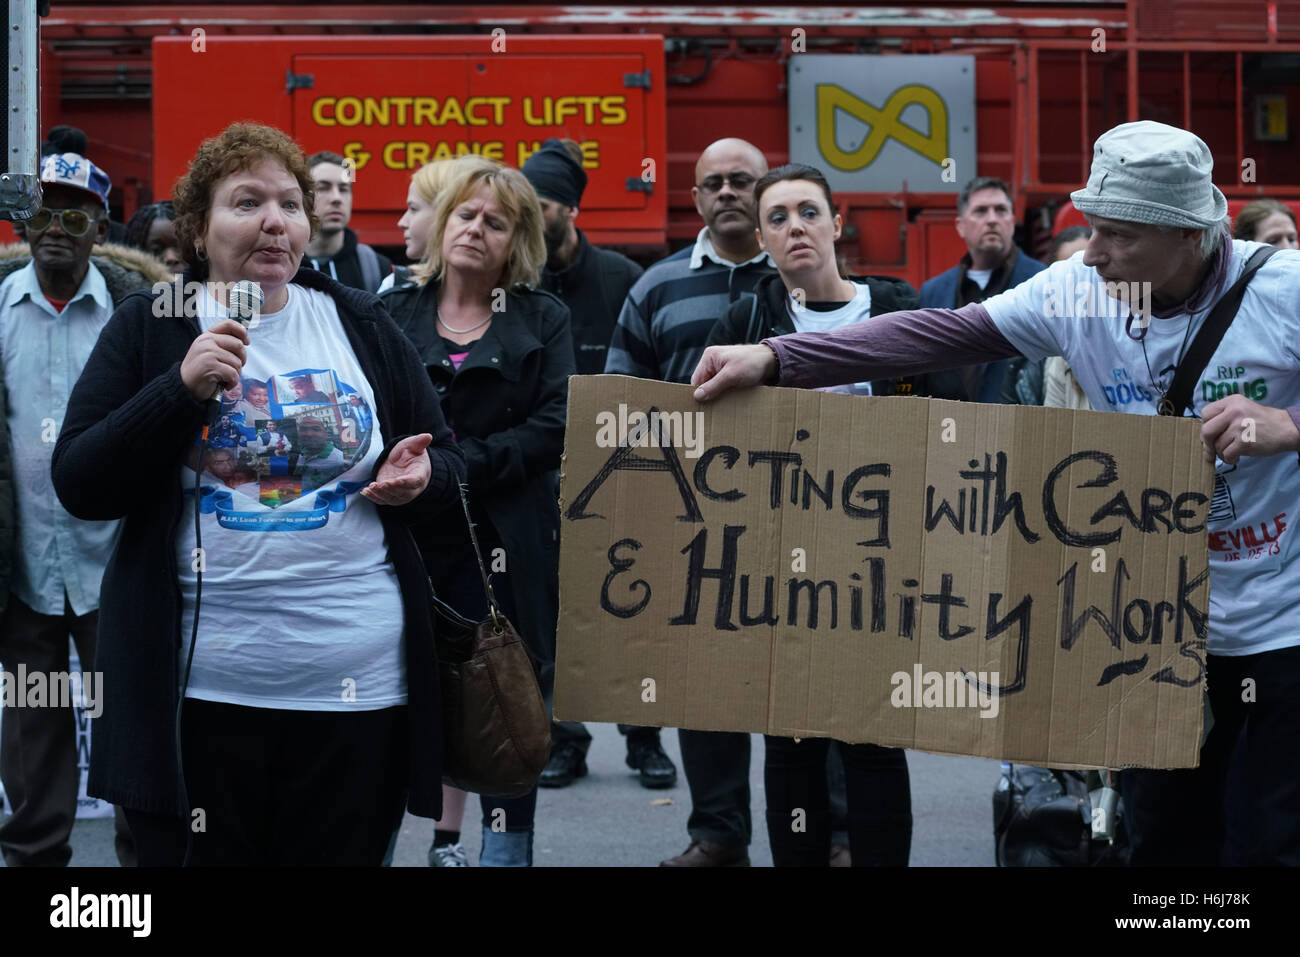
[207,280,264,409]
[228,279,264,328]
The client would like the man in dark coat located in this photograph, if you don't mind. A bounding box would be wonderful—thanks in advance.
[893,177,1045,402]
[521,139,675,790]
[303,151,393,293]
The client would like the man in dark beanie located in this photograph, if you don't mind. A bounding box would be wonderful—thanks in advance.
[521,140,676,791]
[523,139,644,376]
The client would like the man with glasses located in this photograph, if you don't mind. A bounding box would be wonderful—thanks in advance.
[0,152,153,866]
[605,137,775,865]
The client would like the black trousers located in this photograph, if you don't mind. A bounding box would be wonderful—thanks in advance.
[125,699,409,866]
[0,594,134,866]
[764,736,911,867]
[551,721,660,751]
[1123,646,1300,866]
[679,729,752,845]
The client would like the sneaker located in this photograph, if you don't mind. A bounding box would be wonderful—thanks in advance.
[626,738,677,789]
[428,842,469,867]
[539,742,588,788]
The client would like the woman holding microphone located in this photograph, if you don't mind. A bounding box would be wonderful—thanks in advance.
[53,123,465,866]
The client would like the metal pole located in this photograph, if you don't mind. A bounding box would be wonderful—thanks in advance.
[1,0,42,219]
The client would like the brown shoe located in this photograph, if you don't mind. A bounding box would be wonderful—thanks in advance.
[829,843,852,867]
[659,841,750,867]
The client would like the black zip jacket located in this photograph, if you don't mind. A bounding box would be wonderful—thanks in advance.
[539,230,643,376]
[380,276,574,670]
[707,271,920,394]
[50,267,465,818]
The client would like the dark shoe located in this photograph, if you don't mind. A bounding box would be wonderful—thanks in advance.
[626,739,677,789]
[660,841,750,867]
[829,843,851,867]
[539,742,588,788]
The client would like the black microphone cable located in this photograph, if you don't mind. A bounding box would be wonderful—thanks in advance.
[173,280,263,867]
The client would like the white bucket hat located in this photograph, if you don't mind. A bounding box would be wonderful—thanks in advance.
[1070,121,1228,229]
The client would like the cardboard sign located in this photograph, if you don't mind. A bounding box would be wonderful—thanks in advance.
[557,376,1215,769]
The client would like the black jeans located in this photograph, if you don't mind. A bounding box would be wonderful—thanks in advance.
[125,699,409,866]
[1123,646,1300,865]
[764,736,911,866]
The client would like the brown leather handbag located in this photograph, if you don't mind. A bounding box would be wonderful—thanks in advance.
[431,485,550,798]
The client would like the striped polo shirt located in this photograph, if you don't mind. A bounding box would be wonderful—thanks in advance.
[604,227,775,384]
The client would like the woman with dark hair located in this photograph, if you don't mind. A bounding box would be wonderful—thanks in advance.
[1046,224,1092,263]
[52,122,465,866]
[124,201,184,274]
[1233,198,1298,249]
[382,158,573,867]
[1042,226,1094,410]
[708,162,916,867]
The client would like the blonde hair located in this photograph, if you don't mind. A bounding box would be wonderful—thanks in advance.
[409,158,465,206]
[411,159,545,289]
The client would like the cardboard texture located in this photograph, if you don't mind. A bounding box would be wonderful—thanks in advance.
[557,376,1214,769]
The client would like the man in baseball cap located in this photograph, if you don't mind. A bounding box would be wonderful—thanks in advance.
[0,150,139,866]
[691,120,1300,865]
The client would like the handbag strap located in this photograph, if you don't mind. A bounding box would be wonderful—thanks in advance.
[458,482,505,632]
[1160,244,1278,417]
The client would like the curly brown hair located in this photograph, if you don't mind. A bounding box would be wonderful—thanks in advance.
[172,123,319,277]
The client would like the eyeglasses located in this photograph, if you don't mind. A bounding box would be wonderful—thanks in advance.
[26,207,98,237]
[696,172,757,194]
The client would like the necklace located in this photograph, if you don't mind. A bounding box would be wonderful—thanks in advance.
[437,309,493,335]
[1139,311,1197,415]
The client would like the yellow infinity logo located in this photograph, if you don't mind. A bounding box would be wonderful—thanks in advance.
[815,83,949,170]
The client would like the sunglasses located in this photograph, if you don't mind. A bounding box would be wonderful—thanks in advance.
[26,207,99,237]
[696,172,757,194]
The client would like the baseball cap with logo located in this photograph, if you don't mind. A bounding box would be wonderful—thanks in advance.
[39,152,112,210]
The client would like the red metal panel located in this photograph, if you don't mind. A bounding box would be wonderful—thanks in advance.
[151,35,666,247]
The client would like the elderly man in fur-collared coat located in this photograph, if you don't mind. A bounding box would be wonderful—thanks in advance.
[0,151,170,868]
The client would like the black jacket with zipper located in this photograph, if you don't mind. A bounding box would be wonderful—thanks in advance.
[50,266,465,818]
[380,275,575,668]
[707,271,920,395]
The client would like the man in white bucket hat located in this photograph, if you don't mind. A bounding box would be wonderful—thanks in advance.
[691,120,1300,865]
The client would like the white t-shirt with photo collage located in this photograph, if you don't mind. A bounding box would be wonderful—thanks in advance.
[175,283,405,709]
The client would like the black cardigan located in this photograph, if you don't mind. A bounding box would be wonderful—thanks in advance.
[51,267,466,819]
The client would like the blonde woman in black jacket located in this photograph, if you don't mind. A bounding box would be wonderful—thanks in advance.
[707,163,916,867]
[382,158,574,867]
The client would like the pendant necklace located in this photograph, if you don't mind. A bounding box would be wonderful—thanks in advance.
[1139,311,1197,416]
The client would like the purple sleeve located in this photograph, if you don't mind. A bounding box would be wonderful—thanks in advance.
[765,303,1022,390]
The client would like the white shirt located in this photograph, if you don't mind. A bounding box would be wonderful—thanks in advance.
[175,283,406,709]
[787,281,875,396]
[0,261,121,615]
[984,241,1300,656]
[689,226,774,271]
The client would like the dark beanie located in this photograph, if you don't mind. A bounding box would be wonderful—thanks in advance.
[521,139,588,207]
